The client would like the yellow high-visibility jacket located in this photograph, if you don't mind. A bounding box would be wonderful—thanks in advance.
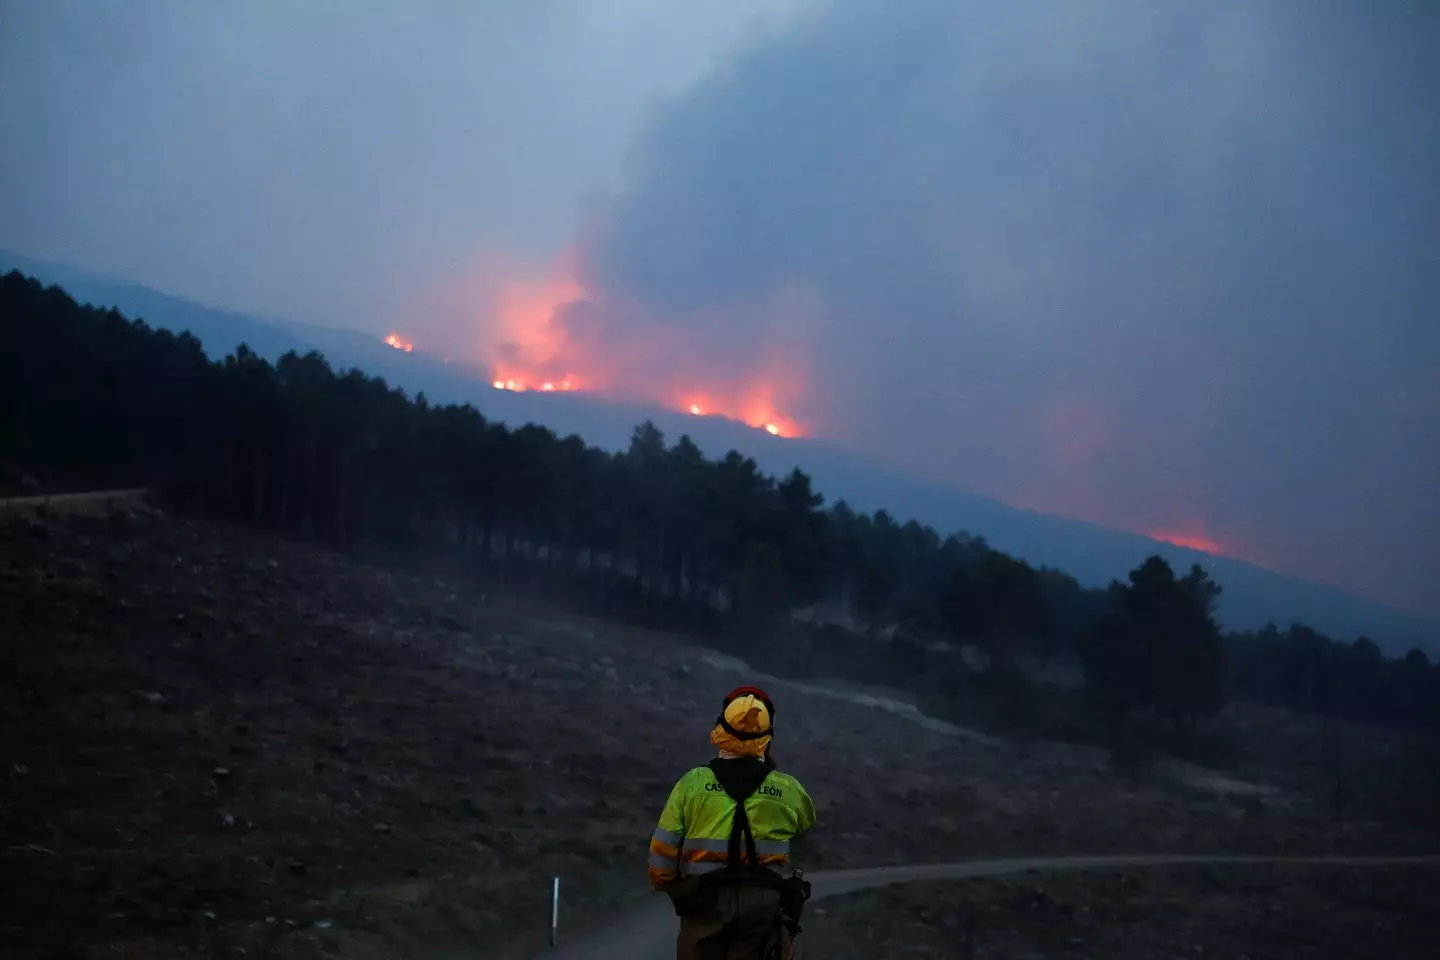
[648,762,816,890]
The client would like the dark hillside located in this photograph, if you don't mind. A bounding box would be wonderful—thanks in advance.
[5,251,1436,656]
[3,271,1437,739]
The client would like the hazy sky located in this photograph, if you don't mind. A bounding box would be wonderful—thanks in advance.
[2,1,1437,615]
[0,0,810,319]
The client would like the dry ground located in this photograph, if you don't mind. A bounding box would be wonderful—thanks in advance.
[1,505,1434,958]
[803,862,1440,959]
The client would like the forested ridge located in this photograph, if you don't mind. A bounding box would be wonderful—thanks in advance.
[3,271,1437,738]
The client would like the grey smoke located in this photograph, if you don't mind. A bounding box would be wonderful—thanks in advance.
[1,0,1435,613]
[576,0,1440,614]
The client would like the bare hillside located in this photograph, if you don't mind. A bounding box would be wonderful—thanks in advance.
[804,863,1440,959]
[1,507,1432,958]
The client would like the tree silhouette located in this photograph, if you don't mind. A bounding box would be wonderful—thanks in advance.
[1078,557,1225,730]
[3,269,1434,736]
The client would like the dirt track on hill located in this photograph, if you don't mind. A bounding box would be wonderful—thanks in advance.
[543,854,1440,960]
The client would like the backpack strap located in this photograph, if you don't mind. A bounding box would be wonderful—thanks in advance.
[730,783,761,868]
[705,759,770,874]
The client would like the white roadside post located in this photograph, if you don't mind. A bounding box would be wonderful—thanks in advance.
[550,876,560,947]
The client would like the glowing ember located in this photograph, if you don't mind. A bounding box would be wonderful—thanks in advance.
[669,390,802,436]
[1151,530,1223,554]
[674,396,799,436]
[383,333,414,353]
[453,245,813,439]
[491,370,578,393]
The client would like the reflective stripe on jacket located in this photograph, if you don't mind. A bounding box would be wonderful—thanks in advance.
[648,765,816,890]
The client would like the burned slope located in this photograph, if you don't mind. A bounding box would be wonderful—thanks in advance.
[803,862,1440,959]
[0,508,656,957]
[1,506,1432,958]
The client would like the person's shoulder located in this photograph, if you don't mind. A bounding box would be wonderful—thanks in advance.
[674,765,718,788]
[766,770,810,795]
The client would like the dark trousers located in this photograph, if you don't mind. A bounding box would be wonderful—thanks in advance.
[676,885,787,960]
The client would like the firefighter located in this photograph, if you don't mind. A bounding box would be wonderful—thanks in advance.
[648,685,817,960]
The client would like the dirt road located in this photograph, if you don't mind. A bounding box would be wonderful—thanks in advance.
[541,854,1440,959]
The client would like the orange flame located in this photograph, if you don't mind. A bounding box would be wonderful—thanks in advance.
[491,372,579,393]
[383,332,414,353]
[489,375,581,394]
[740,392,802,438]
[674,388,804,438]
[1151,530,1223,555]
[450,246,809,437]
